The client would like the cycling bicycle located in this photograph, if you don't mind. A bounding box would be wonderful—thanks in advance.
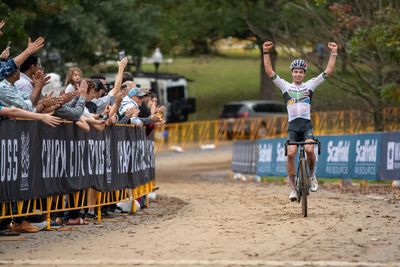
[285,139,321,217]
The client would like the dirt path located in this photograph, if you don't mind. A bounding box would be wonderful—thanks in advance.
[0,145,399,266]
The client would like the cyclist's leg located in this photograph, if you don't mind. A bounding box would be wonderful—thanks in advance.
[304,133,316,177]
[303,126,318,191]
[287,130,299,195]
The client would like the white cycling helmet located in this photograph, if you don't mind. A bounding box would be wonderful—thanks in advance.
[290,59,308,71]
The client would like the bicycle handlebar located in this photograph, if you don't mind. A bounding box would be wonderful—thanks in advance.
[286,140,318,145]
[284,139,321,156]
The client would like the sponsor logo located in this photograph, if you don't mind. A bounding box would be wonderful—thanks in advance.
[105,135,112,184]
[356,139,377,163]
[259,144,273,163]
[355,139,378,176]
[20,132,30,179]
[0,139,18,183]
[117,140,154,174]
[325,140,350,175]
[387,141,400,171]
[276,142,286,162]
[327,140,350,162]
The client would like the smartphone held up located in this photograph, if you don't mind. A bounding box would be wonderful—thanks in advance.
[118,50,125,61]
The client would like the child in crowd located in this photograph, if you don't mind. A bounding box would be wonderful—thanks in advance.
[65,67,82,93]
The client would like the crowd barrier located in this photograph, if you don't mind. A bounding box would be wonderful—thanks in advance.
[154,107,400,151]
[0,120,155,224]
[232,132,400,181]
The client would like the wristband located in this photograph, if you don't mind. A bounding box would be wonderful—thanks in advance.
[263,51,270,55]
[331,52,338,56]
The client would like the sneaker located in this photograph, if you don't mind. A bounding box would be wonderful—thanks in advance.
[0,229,20,236]
[85,212,97,220]
[50,221,62,229]
[310,176,319,192]
[289,190,297,202]
[29,221,48,231]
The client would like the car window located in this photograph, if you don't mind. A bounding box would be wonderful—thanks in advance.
[221,104,243,116]
[253,103,286,113]
[167,86,185,102]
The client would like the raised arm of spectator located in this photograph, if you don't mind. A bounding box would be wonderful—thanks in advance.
[13,37,45,68]
[106,91,124,124]
[109,57,128,97]
[31,69,50,105]
[0,20,5,37]
[324,42,338,77]
[0,106,62,127]
[262,41,275,78]
[0,46,10,59]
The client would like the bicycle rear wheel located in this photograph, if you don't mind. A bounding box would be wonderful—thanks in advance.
[299,158,309,217]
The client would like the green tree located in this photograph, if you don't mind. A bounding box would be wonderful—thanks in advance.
[246,0,399,130]
[101,0,163,72]
[0,0,113,73]
[158,0,285,100]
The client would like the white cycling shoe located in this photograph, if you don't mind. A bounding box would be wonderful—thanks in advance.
[310,176,319,192]
[289,190,297,202]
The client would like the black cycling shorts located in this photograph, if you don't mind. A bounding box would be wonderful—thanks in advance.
[288,118,314,142]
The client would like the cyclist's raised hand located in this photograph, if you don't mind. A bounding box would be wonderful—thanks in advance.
[328,42,337,51]
[262,41,275,76]
[263,41,273,53]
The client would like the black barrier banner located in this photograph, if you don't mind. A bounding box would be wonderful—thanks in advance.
[0,120,155,202]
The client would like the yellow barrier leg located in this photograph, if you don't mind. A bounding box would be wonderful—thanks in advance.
[46,196,52,230]
[97,192,102,223]
[131,189,137,214]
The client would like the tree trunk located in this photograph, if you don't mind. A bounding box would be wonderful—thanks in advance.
[372,106,384,132]
[341,47,347,72]
[135,56,142,73]
[259,46,279,100]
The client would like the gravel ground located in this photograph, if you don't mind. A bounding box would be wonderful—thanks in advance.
[0,145,399,267]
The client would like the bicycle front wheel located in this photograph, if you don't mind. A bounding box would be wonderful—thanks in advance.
[299,158,309,217]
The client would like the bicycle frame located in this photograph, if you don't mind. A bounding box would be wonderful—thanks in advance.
[285,139,321,217]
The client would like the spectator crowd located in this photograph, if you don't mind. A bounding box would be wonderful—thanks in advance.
[0,19,165,236]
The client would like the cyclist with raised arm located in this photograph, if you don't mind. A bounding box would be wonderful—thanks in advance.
[263,41,337,201]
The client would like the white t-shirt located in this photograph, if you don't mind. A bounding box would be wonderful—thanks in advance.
[15,73,33,95]
[272,72,326,122]
[65,83,75,93]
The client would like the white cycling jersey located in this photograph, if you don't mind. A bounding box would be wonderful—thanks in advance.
[272,72,327,122]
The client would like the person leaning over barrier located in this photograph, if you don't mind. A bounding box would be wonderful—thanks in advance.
[90,57,128,115]
[262,40,337,201]
[119,82,162,126]
[90,57,129,119]
[116,81,140,124]
[0,67,57,113]
[72,79,107,132]
[119,81,146,126]
[0,105,61,126]
[52,78,87,121]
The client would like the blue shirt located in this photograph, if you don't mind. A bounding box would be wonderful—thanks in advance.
[0,79,35,112]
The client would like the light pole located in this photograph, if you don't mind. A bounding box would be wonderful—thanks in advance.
[152,48,163,94]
